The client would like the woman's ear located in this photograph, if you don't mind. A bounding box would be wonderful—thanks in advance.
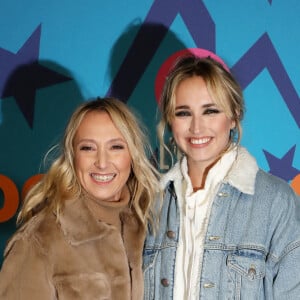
[230,119,236,130]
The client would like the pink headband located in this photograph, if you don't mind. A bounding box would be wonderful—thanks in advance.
[154,48,229,102]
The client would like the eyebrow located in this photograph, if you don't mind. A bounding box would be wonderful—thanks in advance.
[175,103,216,110]
[175,105,189,110]
[109,138,127,143]
[76,137,126,144]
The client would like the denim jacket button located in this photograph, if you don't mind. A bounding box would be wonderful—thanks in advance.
[161,278,170,287]
[203,282,215,288]
[248,266,256,278]
[166,230,176,239]
[208,236,221,241]
[217,191,229,197]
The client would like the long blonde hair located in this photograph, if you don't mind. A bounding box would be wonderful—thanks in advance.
[18,97,159,228]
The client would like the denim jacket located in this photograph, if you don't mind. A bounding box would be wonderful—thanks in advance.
[143,147,300,299]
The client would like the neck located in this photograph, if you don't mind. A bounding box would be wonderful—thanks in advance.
[188,143,234,190]
[189,159,219,191]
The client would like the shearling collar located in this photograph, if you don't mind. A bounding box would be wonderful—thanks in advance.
[161,146,259,195]
[223,146,259,194]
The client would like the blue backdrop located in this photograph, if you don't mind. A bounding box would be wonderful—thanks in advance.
[1,0,300,266]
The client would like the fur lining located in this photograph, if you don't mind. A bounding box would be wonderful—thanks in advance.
[161,146,259,195]
[223,146,258,194]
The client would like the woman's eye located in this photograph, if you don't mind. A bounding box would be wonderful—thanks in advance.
[175,110,191,117]
[204,108,220,115]
[79,145,93,151]
[111,144,125,150]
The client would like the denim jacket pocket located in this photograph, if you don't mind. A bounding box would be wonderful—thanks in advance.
[143,248,157,272]
[226,249,266,299]
[143,244,177,300]
[143,248,158,300]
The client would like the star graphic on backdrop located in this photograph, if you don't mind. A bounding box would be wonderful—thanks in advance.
[231,33,300,128]
[263,145,300,181]
[107,0,215,102]
[0,24,71,128]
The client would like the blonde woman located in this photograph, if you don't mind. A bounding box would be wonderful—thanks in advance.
[143,55,300,299]
[0,97,158,299]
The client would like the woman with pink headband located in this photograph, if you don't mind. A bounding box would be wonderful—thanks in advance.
[143,54,300,299]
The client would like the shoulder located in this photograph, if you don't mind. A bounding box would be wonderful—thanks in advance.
[253,169,300,222]
[4,211,59,258]
[256,169,297,199]
[255,171,300,259]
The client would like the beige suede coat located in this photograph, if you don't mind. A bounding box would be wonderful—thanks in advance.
[0,197,146,299]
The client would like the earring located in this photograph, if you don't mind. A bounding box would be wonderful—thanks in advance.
[169,137,177,154]
[230,128,237,143]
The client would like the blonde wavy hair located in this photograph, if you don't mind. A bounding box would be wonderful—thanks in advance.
[18,97,159,228]
[158,55,245,163]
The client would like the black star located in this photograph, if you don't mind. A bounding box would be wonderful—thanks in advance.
[0,24,71,128]
[263,145,300,181]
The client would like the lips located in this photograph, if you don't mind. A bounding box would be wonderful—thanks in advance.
[90,173,116,182]
[190,137,211,145]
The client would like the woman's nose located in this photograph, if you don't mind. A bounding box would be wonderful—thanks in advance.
[94,150,108,169]
[189,117,202,134]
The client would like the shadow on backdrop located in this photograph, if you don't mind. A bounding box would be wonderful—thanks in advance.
[105,20,187,169]
[0,60,84,267]
[106,19,187,103]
